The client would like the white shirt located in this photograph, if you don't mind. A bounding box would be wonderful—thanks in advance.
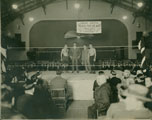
[89,48,96,56]
[61,48,68,56]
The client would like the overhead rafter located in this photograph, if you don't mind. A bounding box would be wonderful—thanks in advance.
[1,0,152,28]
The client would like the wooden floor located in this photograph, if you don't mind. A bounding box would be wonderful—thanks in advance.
[65,100,94,119]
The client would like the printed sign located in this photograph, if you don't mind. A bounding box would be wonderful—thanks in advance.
[76,21,102,34]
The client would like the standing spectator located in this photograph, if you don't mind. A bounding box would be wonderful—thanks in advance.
[107,84,152,119]
[81,45,90,73]
[61,44,69,72]
[69,43,81,73]
[88,44,96,73]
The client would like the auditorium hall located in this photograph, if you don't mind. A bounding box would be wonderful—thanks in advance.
[1,0,152,119]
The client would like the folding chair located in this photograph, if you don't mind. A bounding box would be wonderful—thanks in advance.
[51,88,67,110]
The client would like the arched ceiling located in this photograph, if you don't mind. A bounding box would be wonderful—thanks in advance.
[1,0,152,28]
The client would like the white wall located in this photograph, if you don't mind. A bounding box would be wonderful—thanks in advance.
[5,0,152,59]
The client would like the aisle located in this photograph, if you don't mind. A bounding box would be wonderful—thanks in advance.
[65,100,94,119]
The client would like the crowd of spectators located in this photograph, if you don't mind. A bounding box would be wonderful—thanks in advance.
[1,67,69,119]
[88,68,152,119]
[1,50,152,119]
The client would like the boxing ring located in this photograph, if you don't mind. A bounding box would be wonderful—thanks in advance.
[30,70,123,100]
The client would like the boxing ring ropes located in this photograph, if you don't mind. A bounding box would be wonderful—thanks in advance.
[6,45,145,70]
[7,45,137,49]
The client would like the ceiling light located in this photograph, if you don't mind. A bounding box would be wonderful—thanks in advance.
[7,32,12,37]
[122,16,128,20]
[137,2,143,8]
[74,3,80,9]
[29,17,34,22]
[12,4,18,9]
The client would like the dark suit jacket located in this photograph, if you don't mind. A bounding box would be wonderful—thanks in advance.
[94,83,112,115]
[16,94,37,119]
[69,48,81,59]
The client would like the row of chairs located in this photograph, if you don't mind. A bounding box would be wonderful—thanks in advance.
[7,60,143,71]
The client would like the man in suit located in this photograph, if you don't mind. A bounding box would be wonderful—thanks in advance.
[69,42,81,73]
[88,74,111,119]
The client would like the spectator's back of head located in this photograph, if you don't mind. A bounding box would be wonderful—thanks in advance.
[109,77,121,87]
[56,70,62,75]
[136,70,143,75]
[98,71,104,75]
[137,73,145,80]
[111,70,117,76]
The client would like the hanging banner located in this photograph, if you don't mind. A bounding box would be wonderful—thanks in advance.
[76,21,102,34]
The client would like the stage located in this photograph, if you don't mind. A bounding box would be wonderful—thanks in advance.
[29,70,123,100]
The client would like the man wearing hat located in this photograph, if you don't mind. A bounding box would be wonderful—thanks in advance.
[135,73,145,86]
[107,84,152,119]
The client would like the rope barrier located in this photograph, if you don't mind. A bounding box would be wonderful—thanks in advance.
[7,45,138,49]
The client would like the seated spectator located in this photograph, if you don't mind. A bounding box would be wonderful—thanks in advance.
[131,63,140,75]
[109,70,117,79]
[136,69,143,75]
[93,71,105,98]
[16,79,37,119]
[1,84,26,119]
[49,70,69,97]
[33,75,59,119]
[107,84,152,119]
[121,69,135,87]
[135,73,145,86]
[144,77,152,111]
[145,77,152,88]
[88,74,112,119]
[108,77,121,103]
[147,67,152,78]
